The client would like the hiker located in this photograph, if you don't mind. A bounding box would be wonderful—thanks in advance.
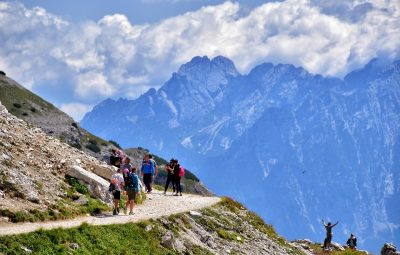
[109,149,120,167]
[124,167,139,215]
[121,157,132,182]
[164,159,175,194]
[346,233,357,249]
[110,168,124,215]
[172,159,182,196]
[148,154,158,191]
[141,154,155,193]
[322,219,339,250]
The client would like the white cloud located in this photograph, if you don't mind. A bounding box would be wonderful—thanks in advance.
[0,0,399,117]
[59,102,93,122]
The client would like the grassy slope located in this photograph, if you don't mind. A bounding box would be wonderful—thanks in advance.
[0,198,285,255]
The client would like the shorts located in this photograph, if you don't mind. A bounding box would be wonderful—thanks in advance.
[126,189,136,200]
[113,190,121,200]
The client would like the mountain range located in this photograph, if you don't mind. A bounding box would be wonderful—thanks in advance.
[81,56,400,253]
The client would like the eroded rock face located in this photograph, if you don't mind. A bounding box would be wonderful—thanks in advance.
[381,243,400,255]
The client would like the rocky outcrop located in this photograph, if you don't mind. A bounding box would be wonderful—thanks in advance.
[67,165,112,203]
[381,243,400,255]
[0,100,115,215]
[86,162,116,180]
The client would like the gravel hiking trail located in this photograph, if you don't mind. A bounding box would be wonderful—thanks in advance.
[0,191,221,236]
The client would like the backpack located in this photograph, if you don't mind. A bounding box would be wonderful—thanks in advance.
[125,173,136,190]
[108,182,116,192]
[179,166,185,177]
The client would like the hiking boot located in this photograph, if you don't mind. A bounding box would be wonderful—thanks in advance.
[129,212,134,215]
[113,209,117,215]
[117,208,120,214]
[180,193,182,196]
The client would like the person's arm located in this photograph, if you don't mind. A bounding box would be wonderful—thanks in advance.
[332,221,339,227]
[322,219,326,226]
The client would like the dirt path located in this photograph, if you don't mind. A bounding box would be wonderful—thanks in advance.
[0,191,221,236]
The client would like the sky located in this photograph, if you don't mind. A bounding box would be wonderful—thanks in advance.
[1,0,399,121]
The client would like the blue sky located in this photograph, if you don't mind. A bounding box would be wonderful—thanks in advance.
[1,0,399,120]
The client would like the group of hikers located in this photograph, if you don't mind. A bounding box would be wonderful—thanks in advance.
[322,219,358,251]
[107,150,359,250]
[107,149,184,216]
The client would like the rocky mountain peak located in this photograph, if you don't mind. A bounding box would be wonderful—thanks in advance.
[177,55,239,79]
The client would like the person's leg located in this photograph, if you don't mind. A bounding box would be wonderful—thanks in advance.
[164,175,171,193]
[178,176,182,194]
[172,175,176,193]
[327,235,332,249]
[113,199,118,214]
[143,174,150,192]
[129,191,136,214]
[150,175,154,192]
[172,176,177,195]
[125,198,130,214]
[113,190,121,215]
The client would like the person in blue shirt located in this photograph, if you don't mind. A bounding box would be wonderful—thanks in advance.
[141,154,155,193]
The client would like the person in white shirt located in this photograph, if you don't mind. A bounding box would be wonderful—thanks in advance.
[110,169,124,215]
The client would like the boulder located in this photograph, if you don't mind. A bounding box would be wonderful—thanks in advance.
[88,163,115,180]
[68,243,80,250]
[74,195,88,205]
[331,242,345,251]
[381,243,400,255]
[189,211,202,217]
[67,165,112,203]
[161,231,176,249]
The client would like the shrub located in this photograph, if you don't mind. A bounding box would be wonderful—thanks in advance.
[70,142,82,150]
[30,107,36,112]
[108,140,121,149]
[85,143,100,153]
[12,103,21,108]
[88,139,97,145]
[71,122,78,128]
[65,176,88,195]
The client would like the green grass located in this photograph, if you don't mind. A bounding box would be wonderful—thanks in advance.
[65,176,89,195]
[217,229,243,243]
[309,244,368,255]
[0,221,175,255]
[0,79,56,117]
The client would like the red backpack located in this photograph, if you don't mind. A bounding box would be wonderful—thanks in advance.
[178,166,185,177]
